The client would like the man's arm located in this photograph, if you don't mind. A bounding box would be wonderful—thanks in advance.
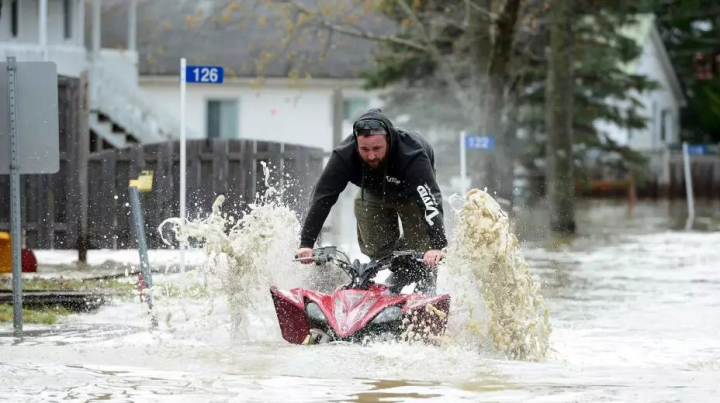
[405,153,448,250]
[299,152,349,248]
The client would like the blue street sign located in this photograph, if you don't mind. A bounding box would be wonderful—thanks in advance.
[465,135,494,150]
[186,65,224,84]
[687,144,707,156]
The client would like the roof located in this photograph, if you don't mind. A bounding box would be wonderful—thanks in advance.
[616,14,655,74]
[617,14,687,106]
[85,0,394,79]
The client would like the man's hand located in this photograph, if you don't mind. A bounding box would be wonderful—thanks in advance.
[423,250,445,267]
[295,247,315,264]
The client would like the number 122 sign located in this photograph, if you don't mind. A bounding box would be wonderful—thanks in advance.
[186,65,224,84]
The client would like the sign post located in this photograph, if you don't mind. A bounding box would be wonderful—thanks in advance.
[178,60,224,276]
[129,170,158,328]
[459,132,494,196]
[682,142,695,230]
[179,58,187,279]
[0,57,59,334]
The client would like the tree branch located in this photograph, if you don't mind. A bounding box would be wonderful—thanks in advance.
[274,0,427,51]
[394,0,474,115]
[463,0,495,19]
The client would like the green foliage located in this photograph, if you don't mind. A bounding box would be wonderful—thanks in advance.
[360,0,471,132]
[655,0,720,142]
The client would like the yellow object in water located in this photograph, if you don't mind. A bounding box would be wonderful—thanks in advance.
[0,231,11,273]
[129,170,154,192]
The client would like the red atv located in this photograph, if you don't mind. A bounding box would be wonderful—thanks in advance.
[270,246,451,345]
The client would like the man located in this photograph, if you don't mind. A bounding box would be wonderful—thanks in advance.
[295,108,447,293]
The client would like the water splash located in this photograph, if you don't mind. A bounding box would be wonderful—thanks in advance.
[440,188,552,362]
[157,162,311,341]
[156,164,551,361]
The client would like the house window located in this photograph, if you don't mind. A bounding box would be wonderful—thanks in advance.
[206,99,239,139]
[660,109,669,143]
[63,0,72,39]
[343,98,369,121]
[11,0,19,38]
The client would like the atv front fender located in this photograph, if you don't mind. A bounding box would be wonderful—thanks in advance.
[270,287,310,344]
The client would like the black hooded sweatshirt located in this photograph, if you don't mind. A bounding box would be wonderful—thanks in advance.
[299,109,448,251]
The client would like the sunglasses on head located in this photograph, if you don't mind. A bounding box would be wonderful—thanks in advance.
[353,120,385,136]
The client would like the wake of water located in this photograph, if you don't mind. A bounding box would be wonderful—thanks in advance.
[155,164,551,361]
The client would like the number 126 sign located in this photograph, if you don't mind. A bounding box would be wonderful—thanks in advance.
[186,65,224,84]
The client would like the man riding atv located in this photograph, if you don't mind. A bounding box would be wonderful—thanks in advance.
[295,108,447,294]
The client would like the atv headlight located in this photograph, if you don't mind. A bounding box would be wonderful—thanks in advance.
[306,302,327,323]
[371,306,402,325]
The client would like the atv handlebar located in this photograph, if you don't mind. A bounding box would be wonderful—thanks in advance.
[292,247,425,268]
[293,247,428,290]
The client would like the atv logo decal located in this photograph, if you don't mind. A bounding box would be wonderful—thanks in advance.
[417,184,440,226]
[344,293,363,308]
[385,176,401,185]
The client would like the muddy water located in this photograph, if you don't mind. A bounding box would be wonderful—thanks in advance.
[2,199,720,402]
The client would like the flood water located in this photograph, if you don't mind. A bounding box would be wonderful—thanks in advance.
[2,199,719,402]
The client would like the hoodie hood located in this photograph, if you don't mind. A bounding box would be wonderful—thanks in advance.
[352,108,399,158]
[352,108,398,204]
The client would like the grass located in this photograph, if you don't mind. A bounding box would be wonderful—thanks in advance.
[0,276,138,325]
[0,274,213,325]
[0,276,136,294]
[0,304,73,325]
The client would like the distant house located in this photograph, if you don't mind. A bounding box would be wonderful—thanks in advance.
[0,0,193,150]
[593,14,687,151]
[90,0,390,155]
[89,0,394,247]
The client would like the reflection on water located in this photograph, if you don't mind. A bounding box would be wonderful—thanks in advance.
[1,200,719,402]
[0,324,146,347]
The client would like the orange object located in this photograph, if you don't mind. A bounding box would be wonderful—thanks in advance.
[0,232,38,273]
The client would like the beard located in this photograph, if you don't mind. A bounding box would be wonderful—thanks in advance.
[364,156,387,170]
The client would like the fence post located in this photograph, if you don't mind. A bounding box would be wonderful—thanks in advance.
[682,142,695,229]
[628,171,636,210]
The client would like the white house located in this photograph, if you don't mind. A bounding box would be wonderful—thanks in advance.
[0,0,186,150]
[594,14,687,151]
[89,0,390,154]
[0,0,87,77]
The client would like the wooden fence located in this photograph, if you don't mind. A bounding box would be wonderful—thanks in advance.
[0,75,85,249]
[0,139,324,250]
[663,154,720,199]
[85,139,324,250]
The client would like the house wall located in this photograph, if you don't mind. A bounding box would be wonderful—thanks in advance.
[0,0,86,77]
[139,79,384,153]
[597,28,682,151]
[0,0,80,45]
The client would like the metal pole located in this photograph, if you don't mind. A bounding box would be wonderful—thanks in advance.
[179,58,187,277]
[682,142,695,227]
[7,57,23,333]
[129,185,157,328]
[92,0,101,58]
[77,0,86,48]
[460,131,467,197]
[39,0,48,60]
[128,0,137,52]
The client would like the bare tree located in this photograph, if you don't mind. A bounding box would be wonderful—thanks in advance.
[545,0,575,234]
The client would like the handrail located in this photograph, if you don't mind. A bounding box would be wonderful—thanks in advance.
[89,53,200,143]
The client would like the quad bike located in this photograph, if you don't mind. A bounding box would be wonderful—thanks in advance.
[269,246,451,345]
